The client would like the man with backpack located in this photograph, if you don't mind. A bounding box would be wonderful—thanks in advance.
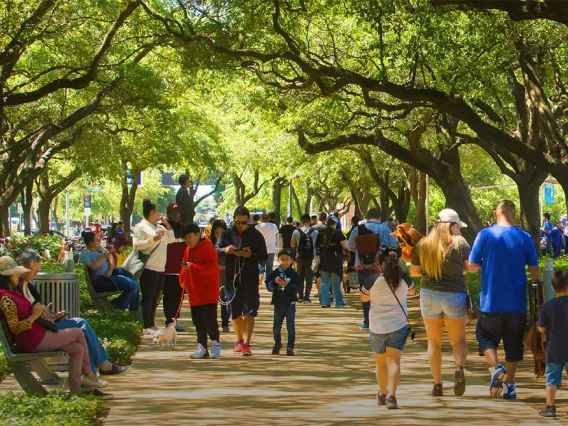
[347,208,397,330]
[291,214,319,304]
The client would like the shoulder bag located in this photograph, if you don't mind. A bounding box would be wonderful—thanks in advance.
[122,241,161,280]
[384,276,415,342]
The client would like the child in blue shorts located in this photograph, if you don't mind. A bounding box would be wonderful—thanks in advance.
[538,270,568,418]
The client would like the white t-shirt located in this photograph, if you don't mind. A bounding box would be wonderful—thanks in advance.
[256,222,279,254]
[361,273,414,334]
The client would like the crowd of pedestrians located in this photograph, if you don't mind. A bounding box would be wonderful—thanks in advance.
[3,177,567,417]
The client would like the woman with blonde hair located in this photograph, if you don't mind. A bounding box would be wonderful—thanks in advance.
[410,209,473,397]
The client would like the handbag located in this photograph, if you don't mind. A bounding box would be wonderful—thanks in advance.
[311,255,320,273]
[35,316,58,333]
[122,242,160,280]
[464,273,478,320]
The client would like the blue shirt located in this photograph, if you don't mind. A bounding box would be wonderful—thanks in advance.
[538,296,568,364]
[79,249,108,280]
[469,225,538,313]
[541,221,553,242]
[347,220,397,268]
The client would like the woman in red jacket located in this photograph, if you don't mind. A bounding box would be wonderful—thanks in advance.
[179,223,220,359]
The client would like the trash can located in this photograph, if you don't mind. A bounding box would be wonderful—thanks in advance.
[34,272,80,318]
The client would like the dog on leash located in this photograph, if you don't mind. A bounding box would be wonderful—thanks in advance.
[152,319,177,350]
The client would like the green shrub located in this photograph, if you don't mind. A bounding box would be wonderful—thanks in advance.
[0,392,105,426]
[6,235,63,261]
[82,310,142,366]
[0,353,8,382]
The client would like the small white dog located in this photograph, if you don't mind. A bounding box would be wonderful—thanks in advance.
[152,319,177,350]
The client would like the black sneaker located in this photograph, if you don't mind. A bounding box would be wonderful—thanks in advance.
[539,405,556,418]
[386,395,398,409]
[432,383,443,396]
[286,347,295,356]
[321,305,331,308]
[377,393,387,406]
[272,343,282,355]
[99,364,131,376]
[454,367,466,396]
[222,326,230,333]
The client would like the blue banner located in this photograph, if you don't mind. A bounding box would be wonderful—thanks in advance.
[544,183,555,205]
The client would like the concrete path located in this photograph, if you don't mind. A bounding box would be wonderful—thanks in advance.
[1,288,565,424]
[101,289,565,425]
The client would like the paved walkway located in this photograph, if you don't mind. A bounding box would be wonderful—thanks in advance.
[103,289,564,425]
[1,289,565,424]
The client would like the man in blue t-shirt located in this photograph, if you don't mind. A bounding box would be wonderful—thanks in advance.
[469,200,541,400]
[541,213,553,256]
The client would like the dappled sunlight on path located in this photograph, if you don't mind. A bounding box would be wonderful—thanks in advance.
[103,289,564,425]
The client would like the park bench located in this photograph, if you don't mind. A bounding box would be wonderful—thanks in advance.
[0,318,64,394]
[83,264,121,313]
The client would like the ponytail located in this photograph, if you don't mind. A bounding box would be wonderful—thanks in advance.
[324,217,336,241]
[377,247,402,289]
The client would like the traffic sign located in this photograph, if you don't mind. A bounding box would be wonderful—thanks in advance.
[88,188,101,193]
[84,207,91,217]
[544,183,555,205]
[84,194,92,208]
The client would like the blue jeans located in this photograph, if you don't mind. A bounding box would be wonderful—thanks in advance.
[259,253,276,276]
[319,270,345,307]
[273,304,296,349]
[56,317,108,374]
[111,268,140,310]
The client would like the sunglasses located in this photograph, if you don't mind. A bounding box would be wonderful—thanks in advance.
[234,220,249,225]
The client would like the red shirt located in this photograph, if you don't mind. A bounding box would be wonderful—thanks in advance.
[179,238,219,306]
[0,289,46,353]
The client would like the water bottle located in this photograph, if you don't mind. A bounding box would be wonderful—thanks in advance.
[64,249,75,273]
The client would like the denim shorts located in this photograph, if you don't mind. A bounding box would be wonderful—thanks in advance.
[545,362,568,386]
[369,326,408,354]
[420,288,467,319]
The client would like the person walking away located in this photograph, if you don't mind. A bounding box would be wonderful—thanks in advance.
[551,221,562,258]
[163,203,187,332]
[537,270,568,417]
[541,212,553,257]
[79,232,140,311]
[256,213,279,278]
[312,213,327,232]
[290,214,318,303]
[469,200,542,399]
[266,250,300,356]
[410,208,472,397]
[0,256,111,398]
[209,220,230,333]
[347,208,397,330]
[344,216,360,294]
[176,175,192,226]
[179,224,221,359]
[279,216,296,252]
[133,199,175,334]
[315,217,347,308]
[360,248,416,409]
[215,206,267,356]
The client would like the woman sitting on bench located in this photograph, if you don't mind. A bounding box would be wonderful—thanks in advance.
[0,256,110,398]
[18,248,131,377]
[79,231,140,311]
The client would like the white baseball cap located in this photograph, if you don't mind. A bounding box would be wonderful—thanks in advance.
[438,209,468,228]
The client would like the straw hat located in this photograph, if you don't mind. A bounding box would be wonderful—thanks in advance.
[0,256,30,276]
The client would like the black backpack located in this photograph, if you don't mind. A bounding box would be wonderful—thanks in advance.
[298,229,315,260]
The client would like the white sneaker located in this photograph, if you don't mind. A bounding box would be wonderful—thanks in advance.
[143,328,156,336]
[189,343,208,359]
[210,341,221,359]
[82,376,108,388]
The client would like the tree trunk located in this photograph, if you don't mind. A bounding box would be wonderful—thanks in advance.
[22,182,34,235]
[518,180,543,254]
[304,187,313,216]
[52,196,59,231]
[119,166,140,234]
[409,168,427,234]
[379,188,390,222]
[38,197,52,234]
[290,184,302,218]
[0,207,9,237]
[272,178,284,225]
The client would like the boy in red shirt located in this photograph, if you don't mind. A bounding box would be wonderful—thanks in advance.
[179,223,220,359]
